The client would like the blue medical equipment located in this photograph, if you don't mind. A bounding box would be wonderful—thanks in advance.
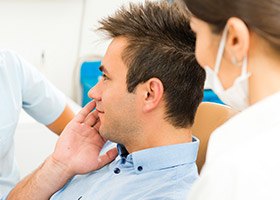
[202,89,224,104]
[80,61,102,107]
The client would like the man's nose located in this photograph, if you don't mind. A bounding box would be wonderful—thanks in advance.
[88,82,102,101]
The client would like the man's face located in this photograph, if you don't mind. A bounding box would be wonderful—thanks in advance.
[88,37,140,144]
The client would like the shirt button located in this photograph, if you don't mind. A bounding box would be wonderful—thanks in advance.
[137,166,143,171]
[114,167,121,174]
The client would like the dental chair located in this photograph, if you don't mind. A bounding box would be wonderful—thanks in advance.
[192,102,237,174]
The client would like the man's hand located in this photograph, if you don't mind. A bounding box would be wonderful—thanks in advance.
[6,101,117,200]
[51,100,118,176]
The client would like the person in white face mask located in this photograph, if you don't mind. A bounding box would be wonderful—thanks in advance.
[204,25,250,111]
[181,0,280,199]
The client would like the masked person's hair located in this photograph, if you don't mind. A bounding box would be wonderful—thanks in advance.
[183,0,280,52]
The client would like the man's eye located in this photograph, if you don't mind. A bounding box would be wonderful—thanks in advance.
[102,73,109,80]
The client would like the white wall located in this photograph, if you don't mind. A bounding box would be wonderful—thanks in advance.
[0,0,145,100]
[0,0,83,98]
[79,0,144,57]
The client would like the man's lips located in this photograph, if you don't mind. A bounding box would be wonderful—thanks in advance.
[96,108,104,114]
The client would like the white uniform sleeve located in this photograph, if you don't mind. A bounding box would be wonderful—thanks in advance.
[187,161,237,200]
[13,52,66,125]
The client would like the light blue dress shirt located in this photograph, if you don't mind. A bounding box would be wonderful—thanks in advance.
[51,138,199,200]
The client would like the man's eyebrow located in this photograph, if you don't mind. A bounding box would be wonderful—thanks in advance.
[99,65,109,74]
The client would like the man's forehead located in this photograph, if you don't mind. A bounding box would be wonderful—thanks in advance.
[107,37,128,53]
[102,37,128,68]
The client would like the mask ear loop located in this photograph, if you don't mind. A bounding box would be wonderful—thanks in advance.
[214,26,229,74]
[241,56,248,76]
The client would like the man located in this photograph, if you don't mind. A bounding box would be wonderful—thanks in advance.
[5,1,205,199]
[0,50,74,197]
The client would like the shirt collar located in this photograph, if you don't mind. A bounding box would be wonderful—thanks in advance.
[116,137,199,174]
[117,144,129,164]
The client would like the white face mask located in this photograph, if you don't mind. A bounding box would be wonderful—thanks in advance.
[204,26,251,111]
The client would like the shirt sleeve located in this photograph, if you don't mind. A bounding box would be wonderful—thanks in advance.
[13,52,66,125]
[0,192,8,200]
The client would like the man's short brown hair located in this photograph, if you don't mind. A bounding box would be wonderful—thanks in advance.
[99,1,205,128]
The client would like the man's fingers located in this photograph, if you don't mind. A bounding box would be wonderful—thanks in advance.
[97,148,118,169]
[93,119,101,132]
[84,110,99,127]
[76,100,96,123]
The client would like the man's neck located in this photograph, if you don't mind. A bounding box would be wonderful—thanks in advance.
[124,121,193,153]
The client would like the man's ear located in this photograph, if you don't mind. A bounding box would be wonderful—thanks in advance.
[225,17,250,65]
[142,78,164,113]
